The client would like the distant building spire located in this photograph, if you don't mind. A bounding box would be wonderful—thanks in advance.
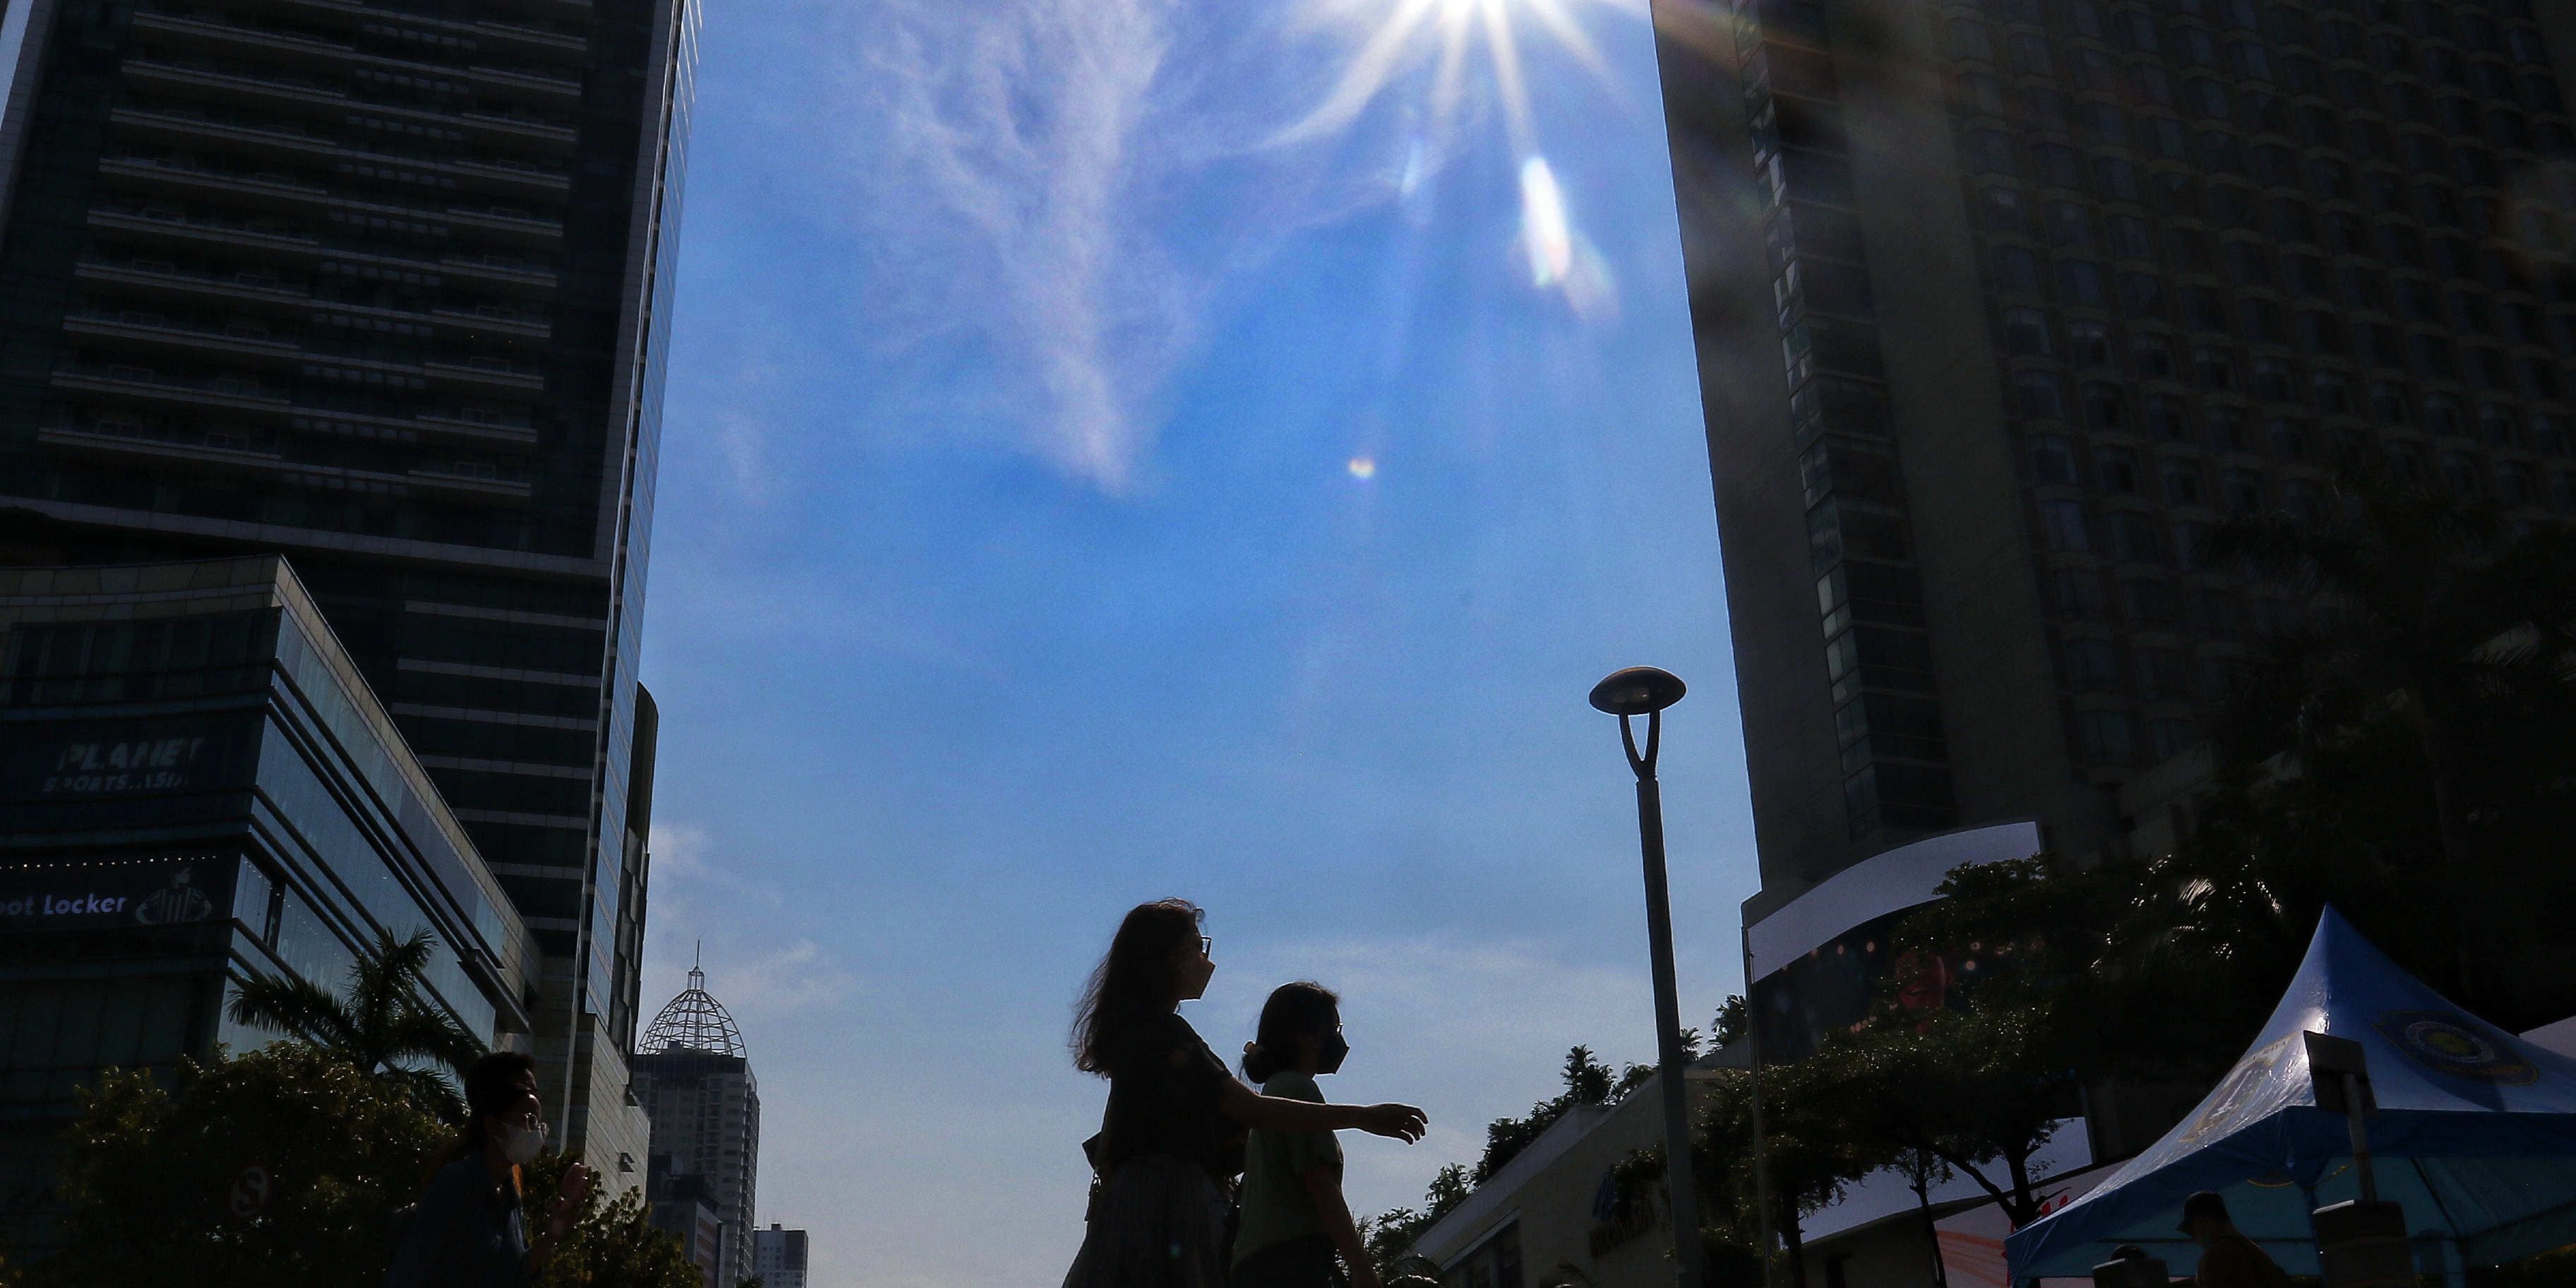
[644,951,745,1057]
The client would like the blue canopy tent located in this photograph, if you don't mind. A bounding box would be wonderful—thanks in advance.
[2006,907,2576,1282]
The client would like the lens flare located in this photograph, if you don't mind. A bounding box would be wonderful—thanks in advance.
[1347,455,1378,479]
[1518,156,1572,285]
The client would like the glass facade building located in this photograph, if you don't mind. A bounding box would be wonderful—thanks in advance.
[0,0,698,1176]
[0,556,532,1249]
[1654,0,2576,902]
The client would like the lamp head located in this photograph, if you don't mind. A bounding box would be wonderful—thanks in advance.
[1590,667,1686,716]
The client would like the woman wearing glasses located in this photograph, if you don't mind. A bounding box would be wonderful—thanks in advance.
[1063,899,1428,1288]
[386,1050,593,1288]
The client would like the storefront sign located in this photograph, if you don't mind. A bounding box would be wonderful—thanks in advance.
[0,855,235,929]
[0,715,257,800]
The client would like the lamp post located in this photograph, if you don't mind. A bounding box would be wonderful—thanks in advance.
[1591,666,1707,1288]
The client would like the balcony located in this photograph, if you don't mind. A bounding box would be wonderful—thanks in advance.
[63,314,306,368]
[436,254,558,294]
[35,426,532,505]
[409,463,535,501]
[424,358,544,393]
[443,206,564,247]
[50,367,294,416]
[36,425,287,471]
[429,306,551,340]
[111,108,342,165]
[97,155,334,216]
[467,64,583,102]
[124,57,349,114]
[85,207,326,263]
[129,13,359,75]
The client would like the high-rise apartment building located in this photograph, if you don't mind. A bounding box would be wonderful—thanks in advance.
[0,0,699,1177]
[752,1224,809,1288]
[1654,0,2576,906]
[638,962,759,1288]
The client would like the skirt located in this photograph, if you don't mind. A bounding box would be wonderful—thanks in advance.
[1232,1232,1340,1288]
[1063,1154,1234,1288]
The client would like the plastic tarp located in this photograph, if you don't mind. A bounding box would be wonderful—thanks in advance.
[2006,907,2576,1280]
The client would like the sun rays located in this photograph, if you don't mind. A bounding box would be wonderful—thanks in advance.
[1280,0,1635,151]
[1282,0,1635,326]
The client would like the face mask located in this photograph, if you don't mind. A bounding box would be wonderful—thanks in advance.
[1318,1031,1350,1075]
[501,1123,547,1166]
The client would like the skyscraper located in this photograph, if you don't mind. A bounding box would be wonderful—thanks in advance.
[752,1224,809,1288]
[0,0,699,1176]
[638,960,759,1288]
[1653,0,2576,907]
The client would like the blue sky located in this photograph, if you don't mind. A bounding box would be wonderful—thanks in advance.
[633,1,1758,1283]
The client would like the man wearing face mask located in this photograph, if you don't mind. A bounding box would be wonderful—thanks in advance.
[387,1051,594,1287]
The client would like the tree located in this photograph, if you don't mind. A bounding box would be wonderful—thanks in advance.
[1692,1061,1875,1288]
[226,926,484,1122]
[42,1042,450,1288]
[42,1040,700,1288]
[1361,1163,1470,1277]
[507,1146,703,1288]
[1474,1046,1638,1183]
[2206,474,2576,1007]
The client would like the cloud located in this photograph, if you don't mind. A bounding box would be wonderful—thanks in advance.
[639,821,857,1028]
[842,0,1186,492]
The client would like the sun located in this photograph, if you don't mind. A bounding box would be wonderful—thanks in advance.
[1280,0,1637,155]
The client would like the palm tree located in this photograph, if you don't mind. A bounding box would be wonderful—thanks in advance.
[2205,471,2576,1001]
[226,926,484,1122]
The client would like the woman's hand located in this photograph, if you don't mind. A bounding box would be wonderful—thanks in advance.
[1358,1103,1428,1143]
[547,1162,593,1237]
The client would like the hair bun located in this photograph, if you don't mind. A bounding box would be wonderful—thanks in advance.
[1243,1042,1262,1056]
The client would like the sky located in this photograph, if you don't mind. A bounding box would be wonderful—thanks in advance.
[631,1,1760,1284]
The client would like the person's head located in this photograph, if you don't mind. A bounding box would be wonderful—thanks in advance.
[2178,1190,2234,1246]
[463,1050,546,1167]
[2111,1244,2150,1263]
[1242,981,1344,1082]
[1071,899,1211,1074]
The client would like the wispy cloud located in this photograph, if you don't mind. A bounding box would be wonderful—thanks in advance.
[845,0,1186,492]
[640,821,858,1026]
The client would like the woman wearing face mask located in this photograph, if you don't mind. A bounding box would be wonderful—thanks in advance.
[386,1050,593,1288]
[1063,900,1428,1288]
[1234,982,1380,1288]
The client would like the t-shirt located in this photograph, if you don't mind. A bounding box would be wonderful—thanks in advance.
[2193,1232,2291,1288]
[1096,1008,1241,1181]
[384,1156,527,1288]
[1233,1071,1344,1265]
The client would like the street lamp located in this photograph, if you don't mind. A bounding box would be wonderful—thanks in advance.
[1590,666,1707,1288]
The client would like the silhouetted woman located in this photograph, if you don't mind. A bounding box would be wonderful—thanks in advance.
[387,1051,592,1288]
[1063,900,1427,1288]
[1234,981,1381,1288]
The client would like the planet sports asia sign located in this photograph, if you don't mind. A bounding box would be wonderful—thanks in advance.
[1,715,254,800]
[0,856,234,930]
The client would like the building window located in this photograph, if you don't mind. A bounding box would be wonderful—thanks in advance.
[2016,371,2067,419]
[2161,459,2203,506]
[2080,708,2137,763]
[2004,307,2054,356]
[2107,510,2165,564]
[2040,499,2092,551]
[2132,335,2175,378]
[2051,568,2109,619]
[2029,434,2080,484]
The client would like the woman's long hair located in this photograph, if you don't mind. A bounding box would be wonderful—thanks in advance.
[1072,899,1203,1074]
[1241,981,1338,1083]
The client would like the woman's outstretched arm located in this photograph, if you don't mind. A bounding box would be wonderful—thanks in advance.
[1216,1079,1426,1142]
